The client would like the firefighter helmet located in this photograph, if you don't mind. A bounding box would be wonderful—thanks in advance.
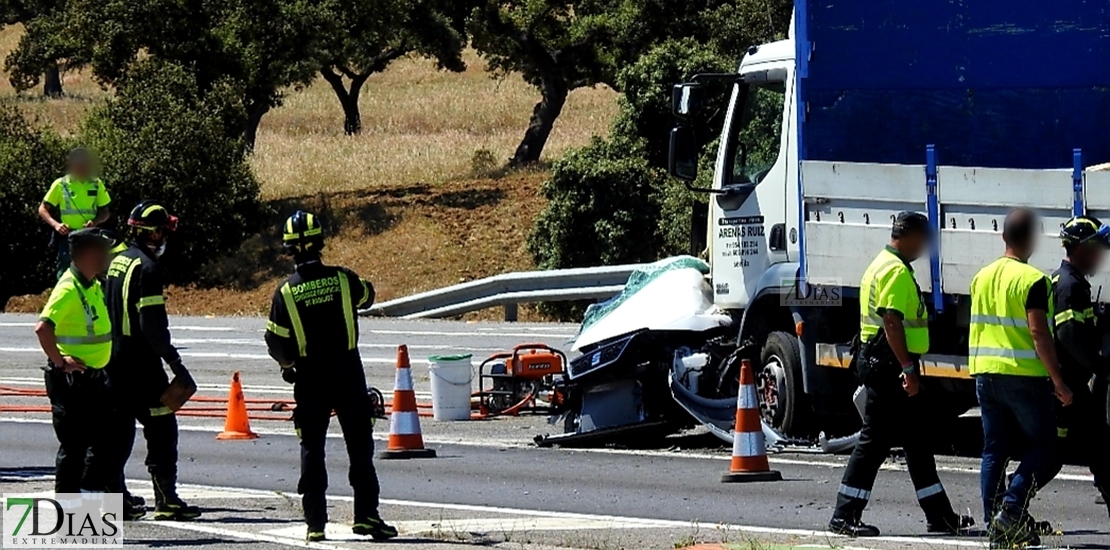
[282,210,324,253]
[128,200,178,233]
[1060,215,1110,249]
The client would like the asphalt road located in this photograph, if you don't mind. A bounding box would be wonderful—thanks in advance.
[0,312,579,395]
[2,314,1109,549]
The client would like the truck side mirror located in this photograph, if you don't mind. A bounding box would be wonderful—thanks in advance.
[669,126,698,181]
[672,83,703,117]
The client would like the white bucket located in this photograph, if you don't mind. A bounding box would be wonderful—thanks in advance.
[428,354,473,421]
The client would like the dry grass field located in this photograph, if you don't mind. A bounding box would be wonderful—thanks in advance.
[1,25,618,318]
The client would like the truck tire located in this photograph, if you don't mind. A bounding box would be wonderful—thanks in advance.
[759,331,811,436]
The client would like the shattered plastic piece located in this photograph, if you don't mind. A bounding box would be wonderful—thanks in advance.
[819,431,860,454]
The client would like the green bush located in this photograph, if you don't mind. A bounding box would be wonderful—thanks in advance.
[527,136,668,319]
[612,38,731,170]
[0,106,73,308]
[81,59,262,282]
[528,136,667,271]
[604,39,728,257]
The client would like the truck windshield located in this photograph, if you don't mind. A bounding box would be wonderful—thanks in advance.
[728,82,785,185]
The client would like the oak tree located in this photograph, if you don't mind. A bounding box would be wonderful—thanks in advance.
[319,0,466,135]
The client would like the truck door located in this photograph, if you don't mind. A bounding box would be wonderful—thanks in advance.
[711,78,790,310]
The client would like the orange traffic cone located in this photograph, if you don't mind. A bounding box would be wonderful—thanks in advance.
[721,359,780,482]
[216,371,259,440]
[379,345,436,459]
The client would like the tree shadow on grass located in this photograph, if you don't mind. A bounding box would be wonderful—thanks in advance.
[434,188,506,210]
[189,182,508,292]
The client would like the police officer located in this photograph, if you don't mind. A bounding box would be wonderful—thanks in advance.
[1049,216,1110,516]
[970,207,1072,548]
[264,211,396,542]
[104,201,200,521]
[34,228,116,493]
[829,212,973,537]
[38,148,112,279]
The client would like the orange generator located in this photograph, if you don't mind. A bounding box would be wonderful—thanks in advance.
[477,343,567,415]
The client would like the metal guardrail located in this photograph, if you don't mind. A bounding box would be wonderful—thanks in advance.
[359,264,644,321]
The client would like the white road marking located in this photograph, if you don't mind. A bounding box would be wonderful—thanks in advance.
[264,517,664,539]
[0,347,425,364]
[166,481,988,548]
[0,378,431,399]
[172,337,504,353]
[155,520,347,549]
[0,417,1096,483]
[168,325,239,332]
[366,329,573,339]
[0,322,35,327]
[475,326,577,332]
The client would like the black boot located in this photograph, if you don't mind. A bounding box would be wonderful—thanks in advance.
[303,492,327,538]
[1022,514,1055,536]
[152,476,201,520]
[989,510,1040,548]
[926,513,975,535]
[828,517,880,537]
[123,495,146,521]
[353,516,398,540]
[125,492,146,508]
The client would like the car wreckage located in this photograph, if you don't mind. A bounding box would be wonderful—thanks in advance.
[535,257,860,451]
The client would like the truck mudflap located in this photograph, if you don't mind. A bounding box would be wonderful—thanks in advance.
[668,371,800,449]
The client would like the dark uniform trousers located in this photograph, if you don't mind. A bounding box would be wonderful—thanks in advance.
[834,371,956,522]
[1056,372,1110,515]
[294,360,380,530]
[106,359,179,504]
[45,366,112,493]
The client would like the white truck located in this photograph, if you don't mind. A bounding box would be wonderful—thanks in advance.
[540,1,1110,446]
[664,3,1110,438]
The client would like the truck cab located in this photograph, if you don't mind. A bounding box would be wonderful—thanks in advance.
[668,3,1110,437]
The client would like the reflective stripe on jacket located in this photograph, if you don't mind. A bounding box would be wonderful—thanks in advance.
[969,257,1052,377]
[39,268,113,368]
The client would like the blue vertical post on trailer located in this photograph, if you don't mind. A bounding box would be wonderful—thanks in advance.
[1073,149,1085,216]
[794,0,810,296]
[925,145,943,313]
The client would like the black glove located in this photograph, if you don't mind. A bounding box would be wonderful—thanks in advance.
[168,358,192,381]
[281,367,297,384]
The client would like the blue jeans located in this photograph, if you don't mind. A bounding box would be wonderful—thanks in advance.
[976,374,1059,522]
[56,242,71,280]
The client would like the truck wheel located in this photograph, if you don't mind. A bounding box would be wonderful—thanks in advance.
[759,331,811,436]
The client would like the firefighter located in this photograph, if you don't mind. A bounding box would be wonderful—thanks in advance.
[38,148,112,279]
[828,211,973,537]
[264,211,396,542]
[34,228,116,493]
[970,207,1072,548]
[104,200,200,521]
[1049,216,1110,516]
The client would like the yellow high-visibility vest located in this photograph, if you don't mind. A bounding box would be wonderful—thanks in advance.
[43,175,111,230]
[39,268,113,368]
[859,247,929,354]
[968,257,1053,377]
